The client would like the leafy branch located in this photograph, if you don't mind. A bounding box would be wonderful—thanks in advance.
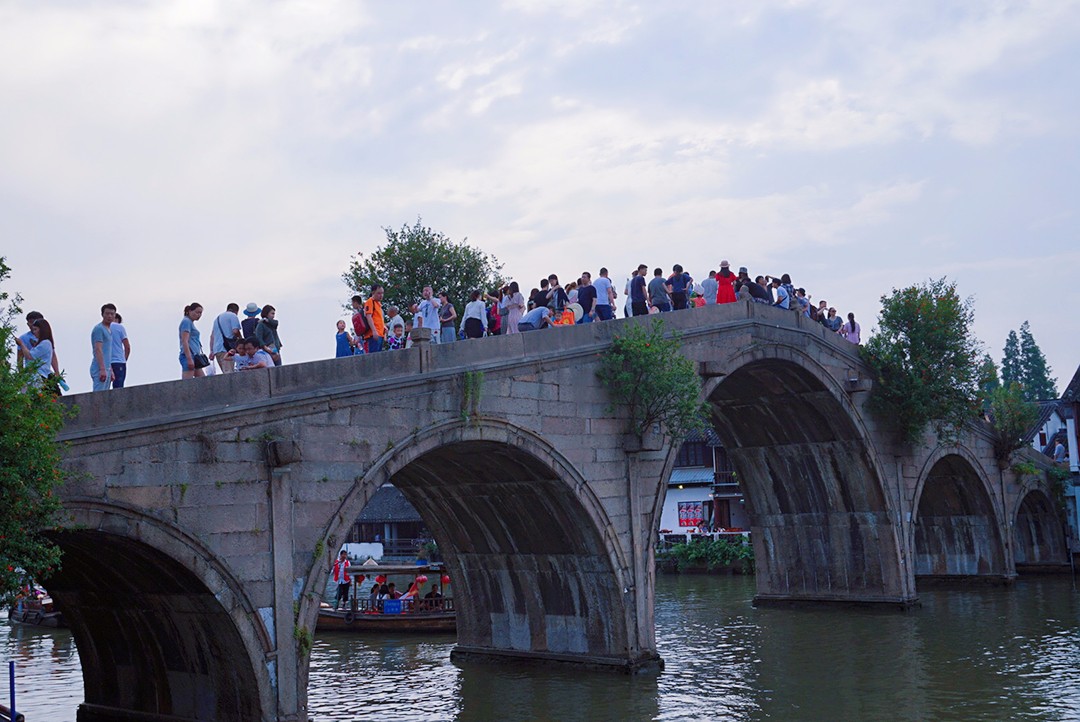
[597,319,708,440]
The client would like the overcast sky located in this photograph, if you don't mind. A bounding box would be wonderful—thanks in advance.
[2,1,1077,395]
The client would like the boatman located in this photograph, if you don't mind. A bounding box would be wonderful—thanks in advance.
[332,550,351,611]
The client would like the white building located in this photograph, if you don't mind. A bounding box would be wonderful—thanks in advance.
[1029,364,1080,562]
[658,431,751,535]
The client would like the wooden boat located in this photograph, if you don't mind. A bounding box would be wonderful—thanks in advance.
[316,562,456,634]
[8,595,66,629]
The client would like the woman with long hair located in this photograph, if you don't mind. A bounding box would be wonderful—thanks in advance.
[14,318,55,387]
[841,312,861,344]
[505,281,525,334]
[438,292,457,344]
[179,303,205,380]
[715,260,738,304]
[255,304,283,365]
[462,290,488,339]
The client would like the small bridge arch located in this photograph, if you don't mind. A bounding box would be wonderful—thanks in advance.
[911,448,1008,580]
[1013,487,1069,568]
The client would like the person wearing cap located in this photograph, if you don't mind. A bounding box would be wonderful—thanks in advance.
[241,303,262,338]
[715,261,738,304]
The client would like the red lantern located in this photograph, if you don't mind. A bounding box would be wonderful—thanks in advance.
[356,574,365,582]
[415,575,428,584]
[375,575,387,584]
[441,575,451,585]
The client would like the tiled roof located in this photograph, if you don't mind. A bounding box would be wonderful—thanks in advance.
[357,485,423,523]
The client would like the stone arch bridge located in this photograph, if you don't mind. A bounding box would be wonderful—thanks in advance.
[51,302,1065,722]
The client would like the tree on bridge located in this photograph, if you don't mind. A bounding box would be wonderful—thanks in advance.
[0,257,67,604]
[861,277,982,444]
[342,217,506,318]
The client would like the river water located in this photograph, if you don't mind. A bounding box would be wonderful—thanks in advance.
[3,575,1079,721]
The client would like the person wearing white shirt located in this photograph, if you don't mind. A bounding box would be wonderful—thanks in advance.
[461,290,488,339]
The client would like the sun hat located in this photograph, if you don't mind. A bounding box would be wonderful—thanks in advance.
[243,303,262,317]
[738,266,748,275]
[720,260,730,268]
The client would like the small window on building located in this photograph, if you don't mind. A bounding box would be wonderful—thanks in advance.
[1039,431,1048,447]
[675,441,707,468]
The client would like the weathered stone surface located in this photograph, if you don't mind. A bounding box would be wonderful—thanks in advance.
[52,307,1062,722]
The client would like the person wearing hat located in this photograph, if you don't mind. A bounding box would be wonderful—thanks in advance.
[241,303,262,338]
[715,261,738,304]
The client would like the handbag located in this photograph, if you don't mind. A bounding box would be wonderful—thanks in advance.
[216,316,237,351]
[192,353,211,369]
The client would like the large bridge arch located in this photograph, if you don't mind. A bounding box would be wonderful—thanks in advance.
[694,344,912,605]
[48,500,274,722]
[911,448,1008,580]
[306,418,651,675]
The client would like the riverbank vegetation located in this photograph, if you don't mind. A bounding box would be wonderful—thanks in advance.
[657,537,755,574]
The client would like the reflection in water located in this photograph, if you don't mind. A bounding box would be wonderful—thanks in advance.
[4,577,1079,721]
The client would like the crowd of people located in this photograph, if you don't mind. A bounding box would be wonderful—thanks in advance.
[11,262,862,393]
[333,262,862,350]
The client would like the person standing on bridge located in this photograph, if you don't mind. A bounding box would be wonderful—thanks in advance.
[179,303,206,380]
[254,305,283,365]
[363,285,386,353]
[331,550,351,611]
[211,303,243,373]
[90,303,116,391]
[592,268,616,321]
[841,313,861,344]
[110,312,131,388]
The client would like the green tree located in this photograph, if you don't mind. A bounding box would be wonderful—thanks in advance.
[977,353,1000,414]
[342,217,506,317]
[1017,321,1057,401]
[597,318,708,440]
[861,277,982,444]
[987,382,1042,464]
[0,257,67,604]
[1001,329,1021,388]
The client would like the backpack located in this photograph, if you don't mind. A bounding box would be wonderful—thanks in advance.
[352,310,369,337]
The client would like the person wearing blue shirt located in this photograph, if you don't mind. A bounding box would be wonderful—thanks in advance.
[630,264,649,316]
[110,313,131,388]
[211,303,243,373]
[667,264,694,310]
[19,310,61,377]
[90,303,116,391]
[179,302,205,380]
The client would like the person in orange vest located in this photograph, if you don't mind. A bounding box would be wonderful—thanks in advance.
[331,550,351,611]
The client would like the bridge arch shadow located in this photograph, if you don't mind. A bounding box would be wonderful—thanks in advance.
[47,501,273,722]
[313,419,645,673]
[697,348,910,605]
[911,451,1008,581]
